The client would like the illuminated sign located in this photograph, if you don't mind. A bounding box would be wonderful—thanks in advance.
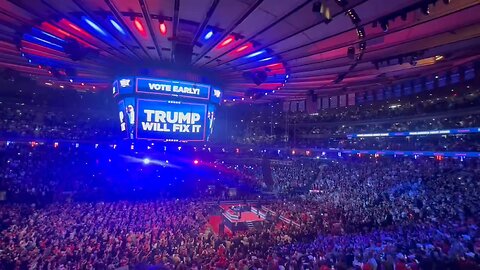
[120,79,131,87]
[210,88,222,104]
[348,127,480,138]
[136,99,207,142]
[136,78,210,100]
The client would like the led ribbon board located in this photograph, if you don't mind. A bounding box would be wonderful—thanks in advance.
[136,78,210,100]
[136,99,207,142]
[347,127,480,138]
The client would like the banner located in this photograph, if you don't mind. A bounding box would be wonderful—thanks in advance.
[136,99,207,142]
[136,77,210,100]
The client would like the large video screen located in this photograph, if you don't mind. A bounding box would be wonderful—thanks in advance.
[113,76,221,142]
[136,99,207,142]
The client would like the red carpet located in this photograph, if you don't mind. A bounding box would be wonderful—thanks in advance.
[208,215,233,237]
[209,215,222,234]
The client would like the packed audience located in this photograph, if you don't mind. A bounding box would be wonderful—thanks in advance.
[291,88,480,124]
[336,135,480,152]
[0,102,116,141]
[1,75,480,270]
[220,162,265,188]
[270,159,320,193]
[1,156,480,269]
[226,84,480,149]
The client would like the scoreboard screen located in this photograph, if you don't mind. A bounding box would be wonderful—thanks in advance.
[113,76,221,142]
[136,99,207,142]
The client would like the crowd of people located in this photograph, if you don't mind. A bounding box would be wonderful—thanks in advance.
[334,135,480,152]
[306,114,480,137]
[226,84,480,150]
[291,88,480,124]
[1,156,480,269]
[1,73,480,270]
[270,159,320,193]
[0,80,479,153]
[0,102,116,141]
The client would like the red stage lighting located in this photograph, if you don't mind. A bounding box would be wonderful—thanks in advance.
[217,36,235,48]
[266,63,282,68]
[235,44,250,52]
[159,21,167,35]
[134,18,146,36]
[66,22,82,32]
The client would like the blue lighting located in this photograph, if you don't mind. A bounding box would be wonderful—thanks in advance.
[143,158,150,165]
[245,50,266,59]
[348,127,480,138]
[32,36,63,48]
[40,31,64,42]
[109,18,126,35]
[82,16,106,36]
[258,57,273,62]
[31,28,64,43]
[24,34,64,51]
[204,30,214,40]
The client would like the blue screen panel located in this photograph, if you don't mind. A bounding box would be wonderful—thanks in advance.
[210,88,222,104]
[136,78,210,100]
[116,77,135,95]
[136,99,207,142]
[118,98,136,139]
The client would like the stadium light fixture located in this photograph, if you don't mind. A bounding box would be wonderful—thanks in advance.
[258,57,273,62]
[82,16,107,36]
[109,18,126,35]
[217,35,235,48]
[159,20,167,35]
[235,43,250,52]
[26,35,63,50]
[133,18,146,36]
[32,28,64,42]
[66,21,83,32]
[204,30,214,40]
[245,50,266,59]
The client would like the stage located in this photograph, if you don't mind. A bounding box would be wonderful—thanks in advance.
[216,204,267,234]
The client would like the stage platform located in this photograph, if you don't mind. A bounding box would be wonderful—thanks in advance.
[217,204,267,234]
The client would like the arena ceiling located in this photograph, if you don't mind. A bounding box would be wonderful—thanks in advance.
[0,0,479,102]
